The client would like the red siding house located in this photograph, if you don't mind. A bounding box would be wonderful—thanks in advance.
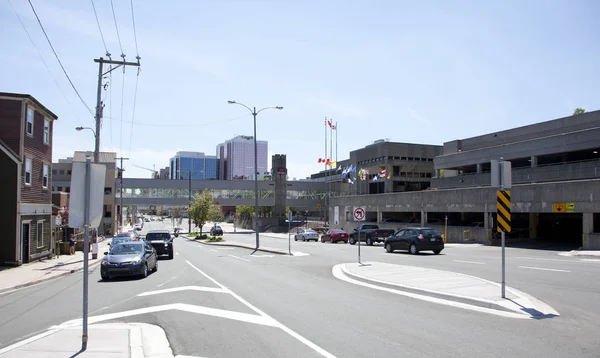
[0,92,58,265]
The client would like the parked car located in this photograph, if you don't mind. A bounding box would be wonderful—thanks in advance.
[145,230,174,259]
[210,225,223,236]
[384,227,444,255]
[101,241,158,280]
[134,223,142,231]
[294,229,319,242]
[321,229,349,243]
[348,224,395,246]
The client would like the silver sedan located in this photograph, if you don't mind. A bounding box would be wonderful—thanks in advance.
[294,229,319,242]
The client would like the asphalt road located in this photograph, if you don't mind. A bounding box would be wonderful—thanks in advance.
[0,218,599,357]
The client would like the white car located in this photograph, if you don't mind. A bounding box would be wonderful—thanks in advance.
[134,223,142,231]
[294,229,319,242]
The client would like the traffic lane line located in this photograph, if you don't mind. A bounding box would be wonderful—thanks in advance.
[228,254,251,262]
[453,260,486,265]
[518,266,570,273]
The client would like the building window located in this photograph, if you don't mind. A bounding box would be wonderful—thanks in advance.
[26,107,34,136]
[67,170,72,175]
[37,221,44,248]
[104,187,112,195]
[43,119,50,144]
[52,169,57,175]
[65,186,70,193]
[42,164,49,188]
[25,158,32,185]
[59,169,65,175]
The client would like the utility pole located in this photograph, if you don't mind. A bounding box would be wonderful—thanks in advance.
[189,170,192,234]
[94,56,140,164]
[116,156,129,232]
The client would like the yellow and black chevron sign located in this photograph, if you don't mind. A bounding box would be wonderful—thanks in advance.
[497,190,511,233]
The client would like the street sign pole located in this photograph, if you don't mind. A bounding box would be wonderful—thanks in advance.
[358,226,362,265]
[492,158,511,299]
[288,211,292,255]
[82,153,91,350]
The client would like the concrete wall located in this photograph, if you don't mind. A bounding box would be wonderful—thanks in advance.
[435,110,600,169]
[431,159,600,188]
[331,179,600,227]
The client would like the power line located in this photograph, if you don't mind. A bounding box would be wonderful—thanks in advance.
[90,0,109,56]
[109,0,124,56]
[8,0,85,125]
[105,114,251,128]
[27,0,95,117]
[127,68,140,157]
[130,0,139,56]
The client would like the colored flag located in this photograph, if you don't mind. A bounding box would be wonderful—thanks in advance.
[387,173,391,179]
[378,169,386,177]
[372,176,378,182]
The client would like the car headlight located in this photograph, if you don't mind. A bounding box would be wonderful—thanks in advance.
[132,258,142,264]
[101,261,108,266]
[164,243,169,247]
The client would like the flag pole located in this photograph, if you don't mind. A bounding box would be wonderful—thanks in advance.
[329,121,332,225]
[335,121,338,165]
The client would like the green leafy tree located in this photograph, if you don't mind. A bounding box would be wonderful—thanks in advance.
[208,204,224,224]
[573,108,586,115]
[188,189,214,236]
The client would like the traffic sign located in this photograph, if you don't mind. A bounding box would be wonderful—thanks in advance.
[353,207,366,221]
[553,203,566,213]
[496,190,511,233]
[566,202,575,212]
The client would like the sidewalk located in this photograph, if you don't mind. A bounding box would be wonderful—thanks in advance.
[0,240,110,293]
[0,323,173,357]
[559,250,600,257]
[335,261,559,319]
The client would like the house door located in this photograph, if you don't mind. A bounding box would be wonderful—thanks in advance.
[22,222,30,264]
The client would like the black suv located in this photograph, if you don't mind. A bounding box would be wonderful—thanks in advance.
[210,225,223,236]
[145,230,174,259]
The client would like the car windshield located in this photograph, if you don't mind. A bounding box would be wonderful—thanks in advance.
[112,237,129,245]
[146,233,170,240]
[214,226,222,230]
[110,243,144,255]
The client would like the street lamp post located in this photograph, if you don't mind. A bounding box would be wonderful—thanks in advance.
[227,101,283,251]
[76,127,99,164]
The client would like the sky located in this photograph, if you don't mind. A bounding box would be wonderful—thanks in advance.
[2,0,599,179]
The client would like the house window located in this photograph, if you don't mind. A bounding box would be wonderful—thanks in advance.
[104,187,112,195]
[43,164,49,188]
[25,158,32,185]
[67,170,72,175]
[52,169,57,175]
[59,169,65,175]
[37,221,44,248]
[43,119,50,144]
[26,107,34,136]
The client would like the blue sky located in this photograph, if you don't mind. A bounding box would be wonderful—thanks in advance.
[2,0,599,179]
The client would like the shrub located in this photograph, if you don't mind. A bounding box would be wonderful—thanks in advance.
[206,236,223,242]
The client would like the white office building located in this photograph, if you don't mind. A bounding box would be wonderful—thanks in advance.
[216,135,268,180]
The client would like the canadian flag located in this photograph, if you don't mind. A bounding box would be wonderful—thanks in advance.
[318,158,330,163]
[327,121,337,130]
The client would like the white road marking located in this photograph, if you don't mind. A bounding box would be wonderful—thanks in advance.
[250,254,275,258]
[580,259,600,262]
[54,303,276,329]
[454,260,485,265]
[210,249,218,252]
[176,252,180,256]
[518,266,570,273]
[331,264,528,320]
[291,252,310,257]
[228,254,251,262]
[515,256,577,263]
[186,261,336,358]
[0,328,60,354]
[138,286,227,296]
[157,276,178,288]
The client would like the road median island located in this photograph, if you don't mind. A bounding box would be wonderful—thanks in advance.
[183,235,290,255]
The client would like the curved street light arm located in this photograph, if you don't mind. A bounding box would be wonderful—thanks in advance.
[228,101,254,115]
[256,106,284,115]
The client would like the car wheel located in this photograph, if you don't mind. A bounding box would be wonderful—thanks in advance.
[349,238,356,245]
[366,237,373,246]
[385,243,393,253]
[169,250,174,259]
[409,244,418,255]
[433,249,442,255]
[152,261,158,272]
[142,264,148,278]
[294,237,297,241]
[330,238,335,244]
[101,275,110,281]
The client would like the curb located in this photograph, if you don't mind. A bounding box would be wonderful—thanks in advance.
[195,240,290,255]
[340,264,519,315]
[0,257,104,294]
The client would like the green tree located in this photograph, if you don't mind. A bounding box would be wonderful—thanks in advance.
[208,204,224,224]
[573,108,586,115]
[188,189,213,236]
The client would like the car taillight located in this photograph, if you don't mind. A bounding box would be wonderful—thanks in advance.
[373,230,378,235]
[418,234,424,241]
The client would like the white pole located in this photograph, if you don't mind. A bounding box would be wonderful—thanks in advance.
[82,152,91,350]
